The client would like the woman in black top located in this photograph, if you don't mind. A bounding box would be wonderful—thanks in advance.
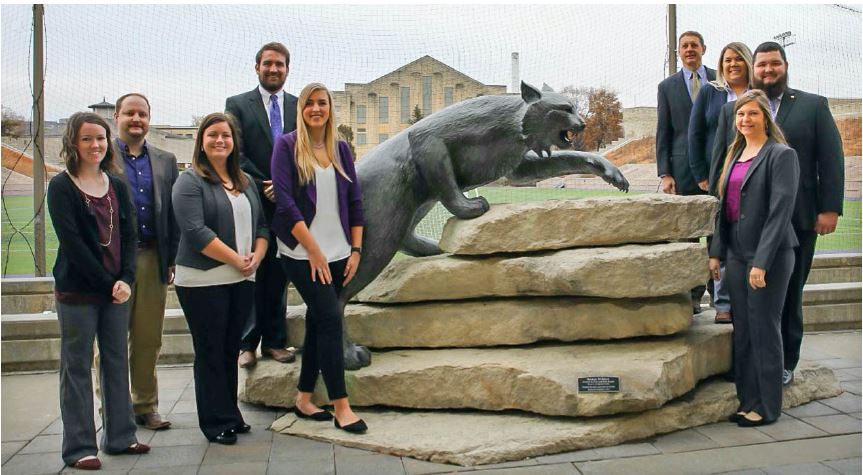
[47,112,149,470]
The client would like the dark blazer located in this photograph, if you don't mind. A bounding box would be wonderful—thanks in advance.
[688,85,729,187]
[709,140,800,271]
[656,67,717,195]
[710,88,845,230]
[116,140,180,283]
[225,87,298,216]
[172,169,269,271]
[270,130,364,250]
[47,171,137,297]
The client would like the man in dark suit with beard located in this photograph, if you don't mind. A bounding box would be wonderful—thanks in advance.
[226,42,299,368]
[656,30,717,315]
[711,41,844,386]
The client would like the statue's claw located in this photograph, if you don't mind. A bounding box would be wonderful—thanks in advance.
[604,167,630,193]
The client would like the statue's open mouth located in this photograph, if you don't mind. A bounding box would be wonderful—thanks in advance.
[561,129,577,145]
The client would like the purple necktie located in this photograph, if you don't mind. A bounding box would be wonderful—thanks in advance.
[269,94,282,141]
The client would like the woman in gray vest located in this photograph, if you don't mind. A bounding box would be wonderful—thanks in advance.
[172,113,269,444]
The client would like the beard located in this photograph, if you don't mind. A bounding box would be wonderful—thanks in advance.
[258,74,286,93]
[754,72,788,100]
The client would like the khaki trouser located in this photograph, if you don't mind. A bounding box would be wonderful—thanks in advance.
[96,248,168,416]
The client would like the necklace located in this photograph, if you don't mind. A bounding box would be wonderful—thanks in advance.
[82,192,114,247]
[312,142,325,149]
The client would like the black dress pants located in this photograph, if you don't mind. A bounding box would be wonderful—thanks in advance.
[781,229,817,372]
[176,281,253,439]
[281,257,348,400]
[726,231,795,423]
[241,236,289,352]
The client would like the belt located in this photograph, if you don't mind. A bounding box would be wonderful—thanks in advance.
[137,241,156,250]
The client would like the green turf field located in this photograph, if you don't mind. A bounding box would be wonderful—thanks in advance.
[2,190,860,276]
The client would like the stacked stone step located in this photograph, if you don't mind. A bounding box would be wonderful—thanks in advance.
[241,194,842,466]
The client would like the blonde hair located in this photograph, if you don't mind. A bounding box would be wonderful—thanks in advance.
[294,82,351,186]
[718,90,787,198]
[711,42,753,92]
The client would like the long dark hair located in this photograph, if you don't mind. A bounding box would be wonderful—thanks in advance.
[191,112,249,192]
[718,90,787,198]
[60,112,120,176]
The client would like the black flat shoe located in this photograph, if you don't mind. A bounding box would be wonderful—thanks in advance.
[294,406,334,421]
[334,417,367,433]
[737,417,772,427]
[231,423,251,434]
[208,430,237,445]
[727,412,746,423]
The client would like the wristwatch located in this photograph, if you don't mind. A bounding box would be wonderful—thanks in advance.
[351,246,362,255]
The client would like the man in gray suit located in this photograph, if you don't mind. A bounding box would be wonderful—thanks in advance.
[656,30,716,315]
[711,42,844,385]
[226,42,298,368]
[109,93,179,430]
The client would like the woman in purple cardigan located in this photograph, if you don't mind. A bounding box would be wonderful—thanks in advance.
[271,82,367,433]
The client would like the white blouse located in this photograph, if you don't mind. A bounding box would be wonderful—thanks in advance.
[277,165,351,262]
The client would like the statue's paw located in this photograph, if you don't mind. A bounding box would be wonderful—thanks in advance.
[454,196,490,219]
[343,343,372,370]
[605,168,630,193]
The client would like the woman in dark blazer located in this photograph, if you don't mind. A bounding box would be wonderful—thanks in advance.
[688,41,753,324]
[271,82,367,433]
[708,90,800,427]
[172,112,269,444]
[48,112,150,469]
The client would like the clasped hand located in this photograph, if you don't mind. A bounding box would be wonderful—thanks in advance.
[112,280,131,304]
[233,253,261,277]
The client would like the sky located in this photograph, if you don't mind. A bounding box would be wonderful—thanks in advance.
[1,3,860,125]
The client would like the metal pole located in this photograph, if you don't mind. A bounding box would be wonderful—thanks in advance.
[667,4,677,77]
[32,4,46,276]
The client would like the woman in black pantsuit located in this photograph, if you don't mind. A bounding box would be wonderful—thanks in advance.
[172,113,269,444]
[709,90,800,427]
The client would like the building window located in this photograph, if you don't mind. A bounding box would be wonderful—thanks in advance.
[356,105,366,124]
[444,87,454,107]
[422,76,432,116]
[400,87,410,124]
[378,96,388,122]
[357,128,367,145]
[379,133,389,143]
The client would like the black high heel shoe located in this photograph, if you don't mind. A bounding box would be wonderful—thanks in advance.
[334,417,367,434]
[294,406,334,421]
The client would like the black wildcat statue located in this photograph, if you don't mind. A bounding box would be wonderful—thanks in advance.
[337,81,630,369]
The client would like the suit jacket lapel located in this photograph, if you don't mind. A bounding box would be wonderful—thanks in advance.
[775,88,796,127]
[676,71,693,106]
[149,147,164,214]
[741,141,774,190]
[248,88,273,147]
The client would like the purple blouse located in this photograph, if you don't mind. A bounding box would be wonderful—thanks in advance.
[725,160,753,223]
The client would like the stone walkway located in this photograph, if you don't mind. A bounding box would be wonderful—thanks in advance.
[2,325,860,474]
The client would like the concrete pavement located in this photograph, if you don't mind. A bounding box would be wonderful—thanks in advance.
[2,329,860,474]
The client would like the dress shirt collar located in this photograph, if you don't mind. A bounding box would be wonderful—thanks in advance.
[116,138,149,157]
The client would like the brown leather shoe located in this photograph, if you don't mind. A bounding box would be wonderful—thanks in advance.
[238,350,257,368]
[71,456,101,470]
[135,412,171,430]
[262,347,297,363]
[714,312,733,324]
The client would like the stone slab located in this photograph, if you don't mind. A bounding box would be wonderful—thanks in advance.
[356,242,707,303]
[438,194,717,255]
[270,362,841,466]
[241,321,730,417]
[286,294,692,349]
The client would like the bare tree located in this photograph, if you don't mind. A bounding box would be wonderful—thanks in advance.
[1,106,25,138]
